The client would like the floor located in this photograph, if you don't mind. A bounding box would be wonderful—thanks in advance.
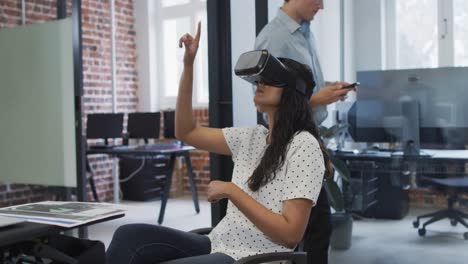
[89,196,468,264]
[329,207,468,264]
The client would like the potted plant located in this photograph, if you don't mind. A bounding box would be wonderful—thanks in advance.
[320,124,353,250]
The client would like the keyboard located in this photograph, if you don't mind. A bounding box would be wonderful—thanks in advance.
[89,145,118,150]
[134,142,182,151]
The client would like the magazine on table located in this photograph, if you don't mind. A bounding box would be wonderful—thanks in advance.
[0,201,125,228]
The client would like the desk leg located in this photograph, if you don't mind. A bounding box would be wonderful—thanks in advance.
[158,154,176,225]
[183,152,200,214]
[113,158,119,204]
[86,157,100,202]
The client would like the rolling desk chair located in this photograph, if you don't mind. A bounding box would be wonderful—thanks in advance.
[163,110,176,140]
[120,112,168,201]
[124,112,199,223]
[413,176,468,239]
[163,110,200,215]
[125,112,161,145]
[85,113,124,202]
[190,212,317,264]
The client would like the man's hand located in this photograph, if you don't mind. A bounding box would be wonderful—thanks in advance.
[179,21,201,66]
[310,82,355,107]
[207,181,234,203]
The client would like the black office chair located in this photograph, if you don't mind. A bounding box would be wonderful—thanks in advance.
[412,176,468,239]
[162,110,200,221]
[120,112,169,202]
[85,113,124,202]
[163,110,176,140]
[125,112,161,145]
[189,212,320,264]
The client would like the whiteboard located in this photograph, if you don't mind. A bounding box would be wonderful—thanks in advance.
[0,18,76,187]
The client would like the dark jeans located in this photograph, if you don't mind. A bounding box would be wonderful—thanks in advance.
[303,187,332,264]
[106,224,235,264]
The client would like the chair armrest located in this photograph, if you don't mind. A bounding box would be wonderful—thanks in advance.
[189,227,213,235]
[234,252,307,264]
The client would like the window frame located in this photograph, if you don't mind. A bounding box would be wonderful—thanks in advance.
[153,0,208,110]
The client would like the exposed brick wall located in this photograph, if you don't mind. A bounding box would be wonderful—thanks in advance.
[172,108,211,196]
[409,189,468,209]
[81,0,139,202]
[0,0,57,26]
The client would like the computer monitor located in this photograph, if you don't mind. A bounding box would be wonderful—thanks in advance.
[127,112,161,140]
[349,67,468,149]
[86,113,124,139]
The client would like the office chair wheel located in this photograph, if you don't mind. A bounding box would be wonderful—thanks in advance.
[418,228,426,237]
[412,220,419,228]
[464,232,468,240]
[450,219,457,226]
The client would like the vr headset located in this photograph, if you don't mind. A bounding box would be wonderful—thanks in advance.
[234,50,313,98]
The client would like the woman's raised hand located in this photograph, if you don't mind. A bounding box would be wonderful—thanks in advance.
[179,21,201,66]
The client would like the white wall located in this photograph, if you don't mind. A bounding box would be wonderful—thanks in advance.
[312,1,342,127]
[230,0,257,127]
[344,0,356,83]
[268,0,283,19]
[354,0,386,71]
[134,0,158,112]
[312,0,341,83]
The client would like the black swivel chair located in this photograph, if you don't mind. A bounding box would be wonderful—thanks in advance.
[412,176,468,239]
[85,113,124,202]
[163,110,200,219]
[163,110,176,140]
[120,112,169,202]
[189,212,321,264]
[125,112,161,145]
[123,112,199,224]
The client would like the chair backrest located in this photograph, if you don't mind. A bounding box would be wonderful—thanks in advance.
[163,111,175,139]
[127,112,161,142]
[298,188,332,258]
[86,113,124,143]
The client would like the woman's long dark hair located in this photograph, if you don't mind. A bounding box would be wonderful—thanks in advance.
[248,58,332,192]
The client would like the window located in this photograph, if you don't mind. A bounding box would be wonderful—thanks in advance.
[395,0,439,69]
[155,0,208,109]
[162,0,190,7]
[161,17,190,98]
[454,0,468,66]
[387,0,468,69]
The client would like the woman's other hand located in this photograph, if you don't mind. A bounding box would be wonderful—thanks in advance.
[207,181,234,203]
[179,21,201,66]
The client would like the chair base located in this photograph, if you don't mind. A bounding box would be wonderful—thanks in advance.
[413,208,468,239]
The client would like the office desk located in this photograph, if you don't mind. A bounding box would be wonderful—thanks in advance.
[335,149,468,179]
[335,149,468,161]
[334,149,468,219]
[87,145,199,224]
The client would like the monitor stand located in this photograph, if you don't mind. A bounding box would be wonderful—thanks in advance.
[401,99,420,156]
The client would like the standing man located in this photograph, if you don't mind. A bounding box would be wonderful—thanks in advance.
[255,1,353,263]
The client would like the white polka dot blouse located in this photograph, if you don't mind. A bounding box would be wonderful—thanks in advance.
[208,125,325,261]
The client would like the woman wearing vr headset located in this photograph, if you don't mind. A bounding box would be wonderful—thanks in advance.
[106,23,331,264]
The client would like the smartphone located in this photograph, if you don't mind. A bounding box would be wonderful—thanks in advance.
[342,82,360,89]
